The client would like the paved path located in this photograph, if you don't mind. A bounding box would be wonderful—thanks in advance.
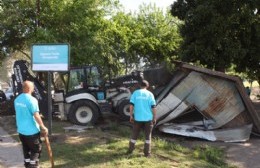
[0,127,23,168]
[226,137,260,168]
[226,101,260,168]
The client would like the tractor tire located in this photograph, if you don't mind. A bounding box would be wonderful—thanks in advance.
[118,99,131,121]
[68,100,99,125]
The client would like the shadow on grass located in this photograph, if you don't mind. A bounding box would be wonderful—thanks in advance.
[42,135,140,168]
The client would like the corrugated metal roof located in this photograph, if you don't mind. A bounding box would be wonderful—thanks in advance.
[171,71,247,129]
[176,62,260,133]
[156,61,260,141]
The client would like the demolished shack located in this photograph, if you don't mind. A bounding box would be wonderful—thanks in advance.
[155,62,259,142]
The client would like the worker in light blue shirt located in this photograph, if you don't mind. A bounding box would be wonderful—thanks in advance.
[15,93,40,135]
[127,80,156,157]
[14,81,48,168]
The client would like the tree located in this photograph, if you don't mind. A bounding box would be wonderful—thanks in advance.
[0,0,37,60]
[93,4,182,76]
[94,12,141,76]
[171,0,259,76]
[0,0,182,80]
[133,4,182,68]
[32,0,121,66]
[0,0,120,66]
[0,0,121,87]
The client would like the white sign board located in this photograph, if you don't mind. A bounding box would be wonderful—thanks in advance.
[32,44,70,71]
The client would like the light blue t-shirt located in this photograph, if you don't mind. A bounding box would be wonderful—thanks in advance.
[14,93,40,135]
[130,89,156,121]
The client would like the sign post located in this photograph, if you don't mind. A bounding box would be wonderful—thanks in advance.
[32,44,70,135]
[47,71,52,135]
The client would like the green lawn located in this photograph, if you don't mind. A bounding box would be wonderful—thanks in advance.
[0,116,236,168]
[38,119,235,168]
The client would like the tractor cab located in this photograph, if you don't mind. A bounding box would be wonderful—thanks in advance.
[68,66,103,91]
[66,65,105,101]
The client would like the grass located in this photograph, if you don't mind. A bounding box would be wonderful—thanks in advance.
[0,116,235,168]
[193,145,226,167]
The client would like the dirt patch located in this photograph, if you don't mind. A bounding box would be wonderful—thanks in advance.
[0,100,15,116]
[0,115,17,135]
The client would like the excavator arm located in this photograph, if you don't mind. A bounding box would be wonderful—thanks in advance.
[12,60,48,117]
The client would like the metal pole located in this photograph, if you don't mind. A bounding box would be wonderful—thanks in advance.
[48,71,52,135]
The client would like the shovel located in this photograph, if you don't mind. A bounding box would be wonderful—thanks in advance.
[44,134,54,168]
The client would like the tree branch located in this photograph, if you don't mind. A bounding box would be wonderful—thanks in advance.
[18,49,30,59]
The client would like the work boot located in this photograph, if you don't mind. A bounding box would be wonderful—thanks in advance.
[127,140,136,154]
[24,158,30,168]
[29,160,39,168]
[144,141,151,157]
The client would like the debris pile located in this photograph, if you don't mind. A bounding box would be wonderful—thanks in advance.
[154,62,259,142]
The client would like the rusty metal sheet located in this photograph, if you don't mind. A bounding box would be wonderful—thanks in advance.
[159,123,253,142]
[157,101,189,126]
[157,93,189,125]
[156,93,185,120]
[156,70,188,103]
[222,110,252,128]
[170,71,245,129]
[178,62,260,133]
[155,62,259,141]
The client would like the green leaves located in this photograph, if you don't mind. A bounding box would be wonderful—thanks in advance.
[0,0,181,78]
[171,0,259,79]
[131,4,182,67]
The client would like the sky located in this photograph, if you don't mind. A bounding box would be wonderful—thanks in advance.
[118,0,175,12]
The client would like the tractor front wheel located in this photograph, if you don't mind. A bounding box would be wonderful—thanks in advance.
[118,99,131,121]
[68,100,99,125]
